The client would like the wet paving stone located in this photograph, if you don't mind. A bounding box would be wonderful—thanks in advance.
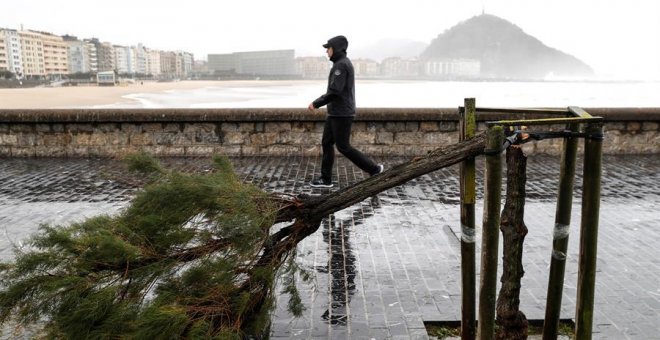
[0,154,659,339]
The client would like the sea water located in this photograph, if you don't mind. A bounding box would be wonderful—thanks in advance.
[97,80,660,108]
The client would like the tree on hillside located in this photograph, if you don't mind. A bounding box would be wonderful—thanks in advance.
[0,133,488,339]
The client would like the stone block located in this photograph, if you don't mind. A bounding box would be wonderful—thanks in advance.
[605,122,626,131]
[0,134,18,145]
[239,146,260,156]
[264,122,291,132]
[10,124,35,133]
[279,132,308,145]
[405,121,420,132]
[220,122,239,132]
[385,122,406,132]
[224,132,249,145]
[0,146,10,156]
[145,145,185,156]
[291,122,314,132]
[237,122,255,132]
[35,146,67,157]
[36,124,51,132]
[184,123,215,134]
[213,145,242,156]
[115,146,140,156]
[153,132,177,145]
[185,146,215,156]
[394,132,424,144]
[423,132,453,145]
[261,145,301,156]
[376,132,394,144]
[121,123,141,133]
[12,147,36,157]
[17,134,37,146]
[97,123,119,132]
[52,124,65,133]
[642,122,659,131]
[420,122,439,132]
[163,123,183,132]
[142,123,163,132]
[107,132,129,145]
[352,121,367,132]
[66,124,95,133]
[42,134,66,147]
[254,122,264,132]
[66,146,90,157]
[129,133,153,146]
[627,122,642,131]
[192,132,219,144]
[439,121,457,132]
[352,132,375,144]
[89,133,109,146]
[368,122,385,132]
[0,124,8,133]
[250,132,278,145]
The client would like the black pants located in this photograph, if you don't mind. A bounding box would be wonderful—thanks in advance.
[321,116,378,181]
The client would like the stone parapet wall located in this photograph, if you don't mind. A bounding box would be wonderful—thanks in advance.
[0,108,658,157]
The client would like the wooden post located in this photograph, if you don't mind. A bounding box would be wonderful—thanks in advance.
[477,125,504,340]
[459,98,477,340]
[575,123,603,340]
[542,123,579,339]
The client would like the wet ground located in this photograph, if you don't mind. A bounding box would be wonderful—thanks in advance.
[0,154,659,339]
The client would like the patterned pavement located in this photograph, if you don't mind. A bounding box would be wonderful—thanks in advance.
[0,154,659,339]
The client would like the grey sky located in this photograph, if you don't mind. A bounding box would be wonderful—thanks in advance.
[2,0,659,79]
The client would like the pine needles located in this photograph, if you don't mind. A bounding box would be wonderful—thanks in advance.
[0,154,299,339]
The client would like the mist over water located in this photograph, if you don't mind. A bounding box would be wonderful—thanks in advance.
[98,80,660,109]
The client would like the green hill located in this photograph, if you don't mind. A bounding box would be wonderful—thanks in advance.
[421,14,594,79]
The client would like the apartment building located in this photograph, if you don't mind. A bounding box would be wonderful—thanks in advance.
[208,49,295,76]
[114,45,135,74]
[147,49,161,76]
[423,58,481,78]
[134,44,149,75]
[0,29,24,76]
[381,57,420,78]
[19,30,46,76]
[160,51,177,77]
[294,56,330,79]
[40,31,69,75]
[0,31,7,71]
[352,58,379,78]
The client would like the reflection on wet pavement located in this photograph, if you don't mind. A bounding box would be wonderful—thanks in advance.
[1,154,659,339]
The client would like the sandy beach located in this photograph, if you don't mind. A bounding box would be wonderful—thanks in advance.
[0,80,317,109]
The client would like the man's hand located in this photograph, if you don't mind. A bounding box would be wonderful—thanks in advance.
[307,103,316,112]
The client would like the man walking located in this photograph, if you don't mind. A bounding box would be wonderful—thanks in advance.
[308,35,383,188]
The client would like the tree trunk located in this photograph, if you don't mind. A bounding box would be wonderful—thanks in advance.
[246,131,488,329]
[496,146,529,340]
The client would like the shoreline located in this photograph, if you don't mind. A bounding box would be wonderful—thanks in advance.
[0,80,323,109]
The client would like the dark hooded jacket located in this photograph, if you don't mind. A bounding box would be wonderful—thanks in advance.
[312,35,355,116]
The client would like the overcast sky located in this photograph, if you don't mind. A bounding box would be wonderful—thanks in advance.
[2,0,659,79]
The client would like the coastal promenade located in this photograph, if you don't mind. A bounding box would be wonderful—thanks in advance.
[1,154,658,339]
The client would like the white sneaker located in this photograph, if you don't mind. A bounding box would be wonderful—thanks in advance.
[371,164,384,176]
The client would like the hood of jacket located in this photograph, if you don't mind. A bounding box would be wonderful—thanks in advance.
[323,35,348,62]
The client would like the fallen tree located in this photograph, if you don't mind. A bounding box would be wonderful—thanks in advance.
[0,132,488,339]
